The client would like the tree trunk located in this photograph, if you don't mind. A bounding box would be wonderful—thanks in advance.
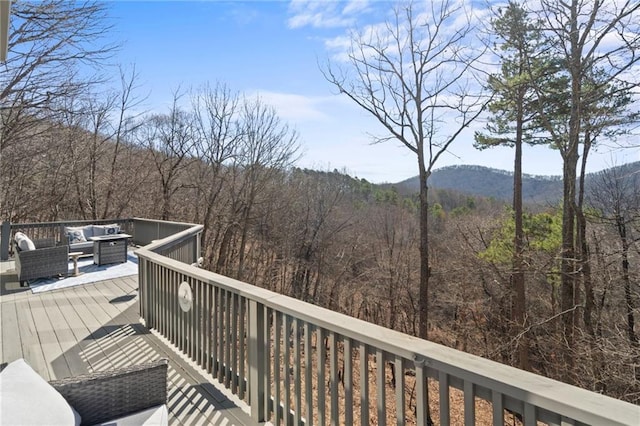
[236,203,251,281]
[418,164,430,341]
[560,152,578,380]
[418,154,433,426]
[617,215,636,345]
[577,133,594,336]
[216,225,235,274]
[512,92,528,371]
[161,181,172,220]
[559,0,581,381]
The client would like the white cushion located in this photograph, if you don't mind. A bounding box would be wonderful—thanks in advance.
[0,358,81,425]
[14,232,36,251]
[96,404,168,426]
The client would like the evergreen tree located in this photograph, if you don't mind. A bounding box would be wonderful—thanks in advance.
[474,1,550,371]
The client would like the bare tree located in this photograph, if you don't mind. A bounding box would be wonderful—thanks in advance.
[136,91,195,220]
[588,164,640,345]
[190,83,241,256]
[323,0,485,344]
[51,67,145,220]
[1,0,117,152]
[204,96,299,278]
[100,66,147,218]
[232,97,299,279]
[529,0,640,377]
[0,0,119,222]
[284,170,347,302]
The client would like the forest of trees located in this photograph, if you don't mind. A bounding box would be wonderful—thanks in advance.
[1,0,639,406]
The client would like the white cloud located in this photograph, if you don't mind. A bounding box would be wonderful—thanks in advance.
[287,0,372,29]
[250,91,338,123]
[342,0,370,16]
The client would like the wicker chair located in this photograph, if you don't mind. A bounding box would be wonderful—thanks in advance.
[14,237,69,286]
[49,359,168,426]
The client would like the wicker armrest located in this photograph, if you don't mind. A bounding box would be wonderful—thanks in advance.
[12,237,56,253]
[50,359,168,426]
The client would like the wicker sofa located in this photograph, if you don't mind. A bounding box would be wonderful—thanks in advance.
[14,234,68,286]
[50,359,169,425]
[63,223,124,256]
[0,358,168,426]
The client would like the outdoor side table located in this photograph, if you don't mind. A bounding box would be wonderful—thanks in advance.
[68,251,83,276]
[89,234,131,266]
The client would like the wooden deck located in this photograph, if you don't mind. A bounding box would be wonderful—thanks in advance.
[0,261,260,426]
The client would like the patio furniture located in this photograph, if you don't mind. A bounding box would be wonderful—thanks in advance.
[90,233,131,266]
[63,223,124,256]
[14,234,68,286]
[68,251,83,277]
[1,358,168,426]
[50,359,169,425]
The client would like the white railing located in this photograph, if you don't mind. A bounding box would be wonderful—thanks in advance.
[136,229,640,426]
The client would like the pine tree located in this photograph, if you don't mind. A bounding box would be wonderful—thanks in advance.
[474,1,551,371]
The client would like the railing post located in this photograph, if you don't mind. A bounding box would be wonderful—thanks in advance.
[196,231,202,262]
[414,356,428,426]
[138,257,146,325]
[248,299,266,422]
[1,221,11,260]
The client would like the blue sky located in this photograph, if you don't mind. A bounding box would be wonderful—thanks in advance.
[104,0,639,183]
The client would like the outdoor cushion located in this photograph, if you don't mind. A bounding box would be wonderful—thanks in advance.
[95,404,168,426]
[14,232,36,251]
[82,224,95,239]
[0,358,81,425]
[67,229,87,244]
[94,224,121,236]
[104,225,121,235]
[71,241,93,250]
[64,226,83,235]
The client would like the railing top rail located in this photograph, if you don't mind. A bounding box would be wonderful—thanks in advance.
[131,217,200,228]
[10,218,131,228]
[135,248,640,426]
[140,224,203,254]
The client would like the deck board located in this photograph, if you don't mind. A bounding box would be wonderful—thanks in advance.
[2,298,21,366]
[49,286,110,374]
[28,295,71,380]
[1,264,259,426]
[41,290,87,377]
[14,298,48,375]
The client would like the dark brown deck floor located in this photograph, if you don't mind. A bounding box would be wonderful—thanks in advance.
[0,262,259,426]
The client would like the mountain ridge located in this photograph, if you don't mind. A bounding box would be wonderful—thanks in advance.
[392,162,640,203]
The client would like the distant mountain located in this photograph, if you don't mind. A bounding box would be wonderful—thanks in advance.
[393,162,640,204]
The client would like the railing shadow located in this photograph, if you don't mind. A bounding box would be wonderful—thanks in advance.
[49,286,255,424]
[51,305,152,379]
